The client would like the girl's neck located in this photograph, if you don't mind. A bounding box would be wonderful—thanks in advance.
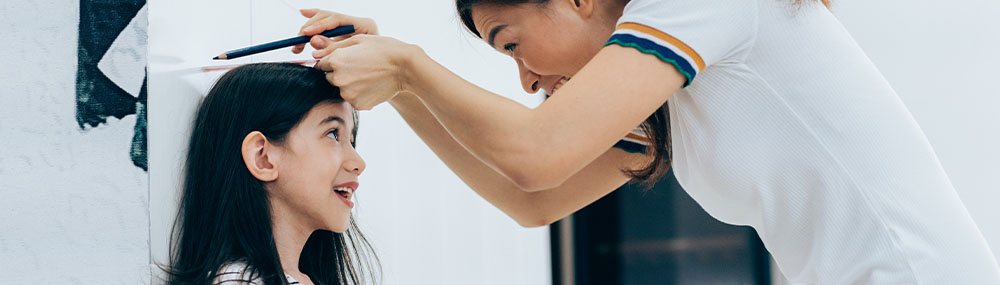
[271,208,314,284]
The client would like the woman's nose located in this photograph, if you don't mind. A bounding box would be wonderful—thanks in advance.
[516,58,540,93]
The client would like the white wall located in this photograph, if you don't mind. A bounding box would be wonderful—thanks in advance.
[833,0,1000,259]
[148,0,550,284]
[0,1,150,283]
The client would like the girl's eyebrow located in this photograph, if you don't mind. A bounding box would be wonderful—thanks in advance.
[320,115,357,141]
[318,116,345,127]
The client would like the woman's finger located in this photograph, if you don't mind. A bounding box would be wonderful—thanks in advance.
[325,72,338,87]
[299,17,320,35]
[298,10,333,36]
[294,8,334,54]
[309,35,331,50]
[315,37,365,71]
[312,35,361,59]
[295,15,329,52]
[307,16,349,35]
[327,34,352,43]
[299,8,318,18]
[317,55,334,72]
[315,45,346,72]
[292,43,305,54]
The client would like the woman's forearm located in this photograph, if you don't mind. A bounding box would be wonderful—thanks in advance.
[400,50,584,190]
[388,93,553,225]
[398,45,681,190]
[388,92,640,226]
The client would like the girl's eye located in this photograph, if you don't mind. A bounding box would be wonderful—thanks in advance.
[503,43,518,53]
[326,129,340,141]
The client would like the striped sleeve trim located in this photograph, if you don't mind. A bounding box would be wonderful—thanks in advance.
[605,22,704,87]
[614,125,652,154]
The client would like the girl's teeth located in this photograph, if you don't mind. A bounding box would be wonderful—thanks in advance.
[334,187,354,199]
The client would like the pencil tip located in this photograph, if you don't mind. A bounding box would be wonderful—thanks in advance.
[213,54,226,60]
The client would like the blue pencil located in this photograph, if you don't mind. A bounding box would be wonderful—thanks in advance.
[213,25,355,60]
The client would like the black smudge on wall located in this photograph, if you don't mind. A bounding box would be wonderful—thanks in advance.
[75,0,148,171]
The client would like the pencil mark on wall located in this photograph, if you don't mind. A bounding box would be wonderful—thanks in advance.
[75,0,148,171]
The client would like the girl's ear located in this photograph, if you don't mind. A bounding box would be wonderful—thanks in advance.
[242,131,279,182]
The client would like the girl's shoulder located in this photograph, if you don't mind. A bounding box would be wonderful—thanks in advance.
[212,261,300,285]
[212,261,263,285]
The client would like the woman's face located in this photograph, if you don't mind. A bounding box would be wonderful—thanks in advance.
[269,101,364,233]
[470,1,616,96]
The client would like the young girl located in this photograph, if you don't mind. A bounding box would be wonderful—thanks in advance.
[165,63,379,285]
[294,0,1000,283]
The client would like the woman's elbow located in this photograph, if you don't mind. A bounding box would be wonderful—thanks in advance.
[506,169,568,192]
[486,140,571,191]
[499,156,571,192]
[514,214,560,228]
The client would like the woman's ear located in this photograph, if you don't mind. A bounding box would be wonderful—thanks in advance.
[568,0,595,19]
[242,131,279,182]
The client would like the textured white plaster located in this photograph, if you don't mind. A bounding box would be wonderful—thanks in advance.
[0,1,150,283]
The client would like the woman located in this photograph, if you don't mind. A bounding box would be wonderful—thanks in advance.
[294,0,999,283]
[165,63,379,285]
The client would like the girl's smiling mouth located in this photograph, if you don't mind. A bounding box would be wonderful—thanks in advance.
[333,181,358,208]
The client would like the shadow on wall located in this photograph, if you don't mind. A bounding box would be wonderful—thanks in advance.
[75,0,148,171]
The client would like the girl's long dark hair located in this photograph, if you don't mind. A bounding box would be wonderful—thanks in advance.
[455,0,830,185]
[165,63,379,285]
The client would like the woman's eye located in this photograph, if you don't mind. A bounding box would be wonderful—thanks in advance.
[326,129,340,141]
[503,43,518,53]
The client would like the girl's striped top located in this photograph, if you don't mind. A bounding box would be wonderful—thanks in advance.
[212,261,300,285]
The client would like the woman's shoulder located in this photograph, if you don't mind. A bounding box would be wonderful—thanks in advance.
[212,261,263,285]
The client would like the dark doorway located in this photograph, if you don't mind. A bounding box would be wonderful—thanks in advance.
[550,170,770,285]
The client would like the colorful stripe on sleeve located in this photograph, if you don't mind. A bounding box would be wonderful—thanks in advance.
[605,22,705,87]
[614,125,653,154]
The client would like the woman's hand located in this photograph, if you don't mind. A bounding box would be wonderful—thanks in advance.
[316,34,422,110]
[291,9,378,58]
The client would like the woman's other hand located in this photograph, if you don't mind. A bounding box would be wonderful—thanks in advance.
[316,35,421,110]
[291,9,378,58]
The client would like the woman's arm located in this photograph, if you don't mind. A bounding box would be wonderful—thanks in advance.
[390,92,651,227]
[398,45,684,190]
[305,11,685,191]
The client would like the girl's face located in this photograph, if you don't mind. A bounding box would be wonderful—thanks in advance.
[269,101,364,233]
[470,1,617,96]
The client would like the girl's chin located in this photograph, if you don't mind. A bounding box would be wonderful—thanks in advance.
[324,220,351,233]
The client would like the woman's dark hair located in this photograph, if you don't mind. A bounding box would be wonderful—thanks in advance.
[164,63,379,284]
[456,0,830,185]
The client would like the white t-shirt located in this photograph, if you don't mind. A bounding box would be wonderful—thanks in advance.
[213,261,301,285]
[608,0,1000,283]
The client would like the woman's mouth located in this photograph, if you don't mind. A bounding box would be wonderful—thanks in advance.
[546,77,570,96]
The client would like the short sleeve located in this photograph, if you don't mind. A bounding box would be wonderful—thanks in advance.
[613,125,652,154]
[605,0,758,87]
